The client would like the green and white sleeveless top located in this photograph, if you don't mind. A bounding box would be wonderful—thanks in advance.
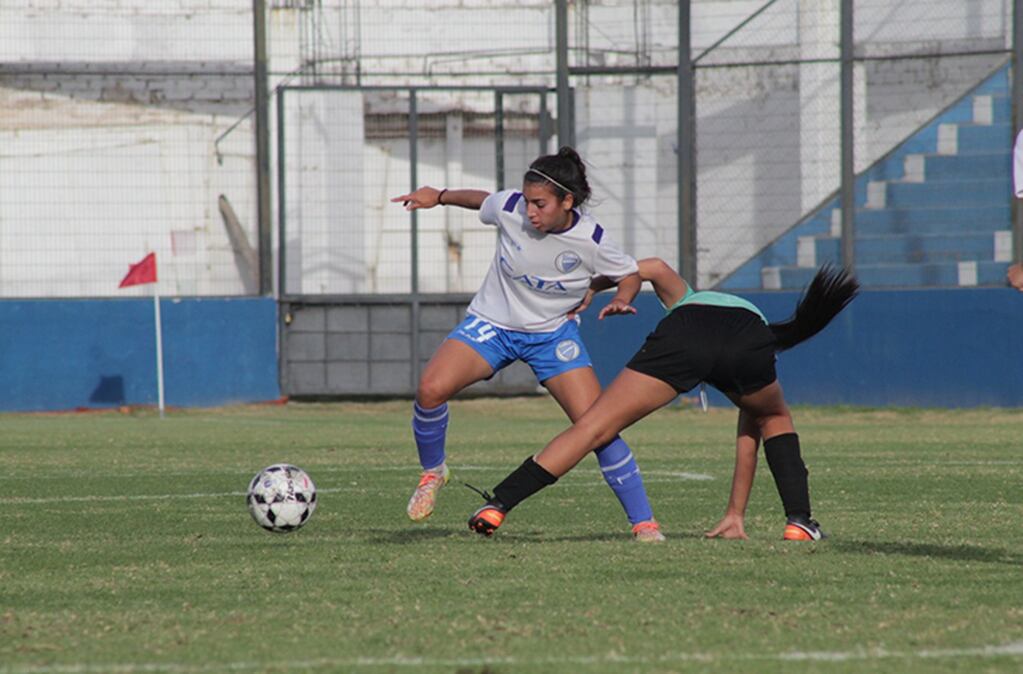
[665,284,767,324]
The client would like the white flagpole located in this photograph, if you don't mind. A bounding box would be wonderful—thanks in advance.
[153,284,166,418]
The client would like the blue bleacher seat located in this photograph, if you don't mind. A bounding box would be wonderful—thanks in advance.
[720,64,1015,290]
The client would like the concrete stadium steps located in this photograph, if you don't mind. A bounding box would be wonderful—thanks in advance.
[763,260,1010,290]
[913,153,1010,181]
[944,123,1013,154]
[799,231,1012,266]
[868,178,1011,208]
[979,94,1012,124]
[719,63,1014,291]
[852,206,1009,235]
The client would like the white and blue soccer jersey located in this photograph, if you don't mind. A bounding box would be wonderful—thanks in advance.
[468,189,639,332]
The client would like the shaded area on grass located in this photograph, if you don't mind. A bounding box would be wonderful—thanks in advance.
[832,539,1022,566]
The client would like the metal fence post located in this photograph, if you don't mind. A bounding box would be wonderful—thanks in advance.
[409,89,421,389]
[555,0,573,147]
[253,0,273,295]
[275,85,288,395]
[276,87,287,297]
[678,0,697,286]
[495,90,505,190]
[840,0,856,270]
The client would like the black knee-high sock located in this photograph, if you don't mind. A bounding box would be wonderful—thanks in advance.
[763,433,811,520]
[491,457,558,511]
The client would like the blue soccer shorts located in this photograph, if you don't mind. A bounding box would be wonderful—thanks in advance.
[447,314,592,383]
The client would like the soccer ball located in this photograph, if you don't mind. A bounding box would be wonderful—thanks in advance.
[246,464,317,533]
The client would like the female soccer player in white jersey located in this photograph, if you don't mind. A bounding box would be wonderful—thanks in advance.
[390,146,664,542]
[468,263,859,542]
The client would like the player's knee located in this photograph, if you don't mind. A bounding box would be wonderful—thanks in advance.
[415,376,450,409]
[585,424,620,450]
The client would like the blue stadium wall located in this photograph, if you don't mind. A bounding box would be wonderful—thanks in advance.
[2,291,1020,410]
[0,297,279,412]
[583,289,1023,408]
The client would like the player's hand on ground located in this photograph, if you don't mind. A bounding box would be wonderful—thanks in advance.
[567,289,596,319]
[1008,263,1023,291]
[705,513,748,540]
[597,299,637,320]
[391,186,442,211]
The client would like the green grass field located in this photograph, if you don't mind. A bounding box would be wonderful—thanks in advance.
[2,399,1022,674]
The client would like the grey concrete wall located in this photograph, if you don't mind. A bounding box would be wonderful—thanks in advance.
[0,62,253,117]
[281,300,538,397]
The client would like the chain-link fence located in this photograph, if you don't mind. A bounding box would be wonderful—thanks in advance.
[2,0,1019,300]
[0,1,261,298]
[278,86,553,297]
[275,0,1018,293]
[698,0,1013,289]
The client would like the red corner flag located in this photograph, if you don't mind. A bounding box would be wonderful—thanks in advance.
[119,252,158,288]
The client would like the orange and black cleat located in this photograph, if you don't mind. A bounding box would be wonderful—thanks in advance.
[468,503,507,537]
[631,519,666,543]
[783,516,826,541]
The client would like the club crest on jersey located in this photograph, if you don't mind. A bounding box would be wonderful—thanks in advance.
[555,251,582,274]
[500,255,569,294]
[555,339,581,362]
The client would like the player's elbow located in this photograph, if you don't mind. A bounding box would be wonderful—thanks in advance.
[637,257,671,283]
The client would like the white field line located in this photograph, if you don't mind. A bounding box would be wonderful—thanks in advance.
[314,465,714,476]
[15,458,1020,484]
[15,465,715,479]
[644,470,714,480]
[928,460,1022,465]
[2,641,1021,673]
[7,470,713,505]
[5,488,346,505]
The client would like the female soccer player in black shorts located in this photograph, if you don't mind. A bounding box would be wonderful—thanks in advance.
[467,263,859,541]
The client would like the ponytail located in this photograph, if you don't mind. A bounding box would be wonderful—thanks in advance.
[769,264,860,351]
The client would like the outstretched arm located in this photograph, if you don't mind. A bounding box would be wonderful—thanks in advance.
[391,186,489,211]
[705,410,759,540]
[638,258,688,308]
[571,257,689,319]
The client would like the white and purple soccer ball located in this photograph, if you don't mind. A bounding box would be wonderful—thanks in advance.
[246,464,317,533]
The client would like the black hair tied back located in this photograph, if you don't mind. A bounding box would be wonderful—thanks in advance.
[525,145,592,207]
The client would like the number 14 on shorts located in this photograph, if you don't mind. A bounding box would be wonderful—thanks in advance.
[459,317,498,343]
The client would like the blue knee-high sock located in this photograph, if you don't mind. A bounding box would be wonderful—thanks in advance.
[595,436,654,525]
[412,401,449,470]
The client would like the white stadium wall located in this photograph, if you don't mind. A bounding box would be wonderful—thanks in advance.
[0,89,257,297]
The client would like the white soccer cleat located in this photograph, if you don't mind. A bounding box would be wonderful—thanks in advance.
[406,464,450,522]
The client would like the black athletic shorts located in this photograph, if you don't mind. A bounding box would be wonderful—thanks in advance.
[626,305,777,396]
